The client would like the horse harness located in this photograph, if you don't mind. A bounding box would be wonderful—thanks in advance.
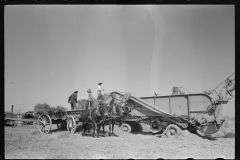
[82,106,106,126]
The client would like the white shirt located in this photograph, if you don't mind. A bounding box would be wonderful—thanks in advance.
[98,85,102,92]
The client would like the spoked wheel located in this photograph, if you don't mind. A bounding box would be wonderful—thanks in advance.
[37,114,52,134]
[67,116,76,134]
[166,124,181,138]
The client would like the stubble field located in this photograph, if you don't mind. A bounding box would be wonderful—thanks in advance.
[5,123,235,159]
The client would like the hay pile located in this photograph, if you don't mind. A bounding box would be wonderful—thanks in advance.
[34,103,67,115]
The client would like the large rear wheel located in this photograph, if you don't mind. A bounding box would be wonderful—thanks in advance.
[37,114,52,134]
[120,123,132,133]
[131,122,143,133]
[166,124,181,138]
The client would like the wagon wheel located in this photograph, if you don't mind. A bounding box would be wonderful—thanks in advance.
[67,116,76,134]
[120,123,132,133]
[37,114,52,134]
[166,124,181,138]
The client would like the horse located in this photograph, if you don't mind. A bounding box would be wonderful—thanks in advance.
[82,91,133,137]
[81,102,108,138]
[80,91,131,137]
[100,92,132,136]
[105,101,124,136]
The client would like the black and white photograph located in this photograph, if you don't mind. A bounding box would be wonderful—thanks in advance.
[5,4,235,159]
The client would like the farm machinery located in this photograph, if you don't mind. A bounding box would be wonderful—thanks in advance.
[113,74,235,138]
[6,74,234,139]
[5,111,38,126]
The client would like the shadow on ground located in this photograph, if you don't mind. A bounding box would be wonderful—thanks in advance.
[50,123,119,138]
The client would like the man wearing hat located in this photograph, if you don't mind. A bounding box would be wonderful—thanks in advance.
[98,83,104,93]
[97,83,105,104]
[68,90,78,110]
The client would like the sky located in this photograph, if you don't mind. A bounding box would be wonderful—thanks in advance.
[4,5,235,117]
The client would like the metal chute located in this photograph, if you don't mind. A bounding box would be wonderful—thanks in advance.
[112,91,172,117]
[203,74,235,138]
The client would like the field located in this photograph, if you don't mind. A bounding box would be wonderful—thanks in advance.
[5,123,235,159]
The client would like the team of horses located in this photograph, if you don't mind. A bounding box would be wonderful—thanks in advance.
[79,92,129,138]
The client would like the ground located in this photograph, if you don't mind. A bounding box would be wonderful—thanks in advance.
[5,122,235,159]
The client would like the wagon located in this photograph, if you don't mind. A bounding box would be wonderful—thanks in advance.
[5,112,38,126]
[37,109,84,134]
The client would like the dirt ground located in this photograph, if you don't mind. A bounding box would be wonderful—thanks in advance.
[5,122,235,159]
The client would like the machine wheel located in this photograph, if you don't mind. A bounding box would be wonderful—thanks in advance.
[166,124,181,138]
[37,114,52,134]
[121,123,132,133]
[132,122,143,133]
[136,123,143,133]
[67,116,76,134]
[200,118,208,125]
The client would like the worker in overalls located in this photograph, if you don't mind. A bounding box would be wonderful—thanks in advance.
[68,90,78,110]
[109,93,117,116]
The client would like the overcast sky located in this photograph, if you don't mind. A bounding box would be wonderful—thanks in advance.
[5,5,235,116]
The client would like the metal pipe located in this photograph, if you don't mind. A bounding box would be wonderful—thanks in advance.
[210,72,235,94]
[169,96,172,114]
[187,95,190,117]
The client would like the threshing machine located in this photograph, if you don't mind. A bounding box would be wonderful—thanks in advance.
[112,74,235,138]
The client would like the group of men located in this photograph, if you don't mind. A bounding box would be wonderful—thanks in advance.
[68,83,104,110]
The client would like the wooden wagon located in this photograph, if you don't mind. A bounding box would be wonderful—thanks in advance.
[37,109,84,134]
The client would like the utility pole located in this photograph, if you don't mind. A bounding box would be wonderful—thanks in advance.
[11,82,14,113]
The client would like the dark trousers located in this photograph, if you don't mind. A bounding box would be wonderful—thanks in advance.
[71,103,77,110]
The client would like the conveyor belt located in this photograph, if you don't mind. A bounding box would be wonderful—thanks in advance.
[114,91,172,116]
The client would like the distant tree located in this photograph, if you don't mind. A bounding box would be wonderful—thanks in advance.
[34,103,51,115]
